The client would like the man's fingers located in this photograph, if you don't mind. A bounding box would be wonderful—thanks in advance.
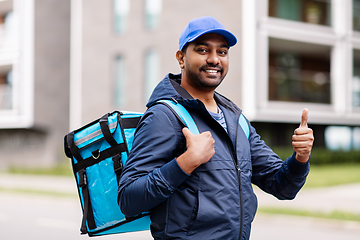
[300,108,308,128]
[292,133,312,141]
[294,127,313,135]
[292,139,313,148]
[183,128,214,143]
[182,127,193,139]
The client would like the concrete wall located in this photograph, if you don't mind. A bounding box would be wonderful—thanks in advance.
[33,0,71,166]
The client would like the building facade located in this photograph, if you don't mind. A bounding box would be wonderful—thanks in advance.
[0,0,359,169]
[0,0,70,169]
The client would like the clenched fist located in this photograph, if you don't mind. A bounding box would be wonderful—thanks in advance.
[176,128,215,174]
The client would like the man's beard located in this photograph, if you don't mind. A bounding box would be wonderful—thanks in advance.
[187,64,226,89]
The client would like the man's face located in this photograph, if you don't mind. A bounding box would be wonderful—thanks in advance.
[179,33,230,90]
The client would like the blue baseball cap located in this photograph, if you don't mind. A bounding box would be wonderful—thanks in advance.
[179,16,237,51]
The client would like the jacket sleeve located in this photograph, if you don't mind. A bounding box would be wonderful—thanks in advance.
[249,125,310,200]
[118,104,190,217]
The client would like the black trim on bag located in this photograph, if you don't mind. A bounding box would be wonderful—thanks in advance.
[112,154,123,184]
[74,111,120,133]
[64,135,72,158]
[119,116,141,129]
[78,169,97,233]
[87,212,151,237]
[118,115,130,156]
[73,143,127,173]
[67,132,84,162]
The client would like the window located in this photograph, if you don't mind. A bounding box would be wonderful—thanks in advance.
[114,0,130,34]
[353,50,360,107]
[240,0,360,125]
[114,55,126,108]
[144,49,160,102]
[0,11,14,111]
[0,10,15,114]
[144,0,162,30]
[0,65,12,110]
[353,0,360,31]
[0,0,34,128]
[354,127,360,150]
[269,38,331,104]
[269,0,331,26]
[325,126,360,151]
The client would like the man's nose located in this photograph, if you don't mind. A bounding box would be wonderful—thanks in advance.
[206,50,220,65]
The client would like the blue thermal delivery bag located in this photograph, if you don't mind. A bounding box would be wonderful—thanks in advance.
[64,110,150,236]
[63,100,202,237]
[64,99,249,237]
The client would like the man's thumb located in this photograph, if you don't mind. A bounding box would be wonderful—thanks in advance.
[182,127,193,139]
[300,108,308,128]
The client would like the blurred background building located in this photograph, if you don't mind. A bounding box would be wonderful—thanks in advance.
[0,0,70,168]
[0,0,359,169]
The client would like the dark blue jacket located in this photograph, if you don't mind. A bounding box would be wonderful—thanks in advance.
[118,73,310,240]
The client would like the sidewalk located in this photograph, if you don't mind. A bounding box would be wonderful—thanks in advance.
[0,173,359,240]
[0,173,359,215]
[254,183,360,214]
[0,173,77,195]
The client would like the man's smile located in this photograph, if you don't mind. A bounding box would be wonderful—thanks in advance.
[200,66,223,76]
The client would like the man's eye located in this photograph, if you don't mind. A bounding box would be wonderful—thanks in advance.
[218,50,228,55]
[197,48,207,53]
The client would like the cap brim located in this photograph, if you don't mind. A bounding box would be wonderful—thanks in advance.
[181,28,237,50]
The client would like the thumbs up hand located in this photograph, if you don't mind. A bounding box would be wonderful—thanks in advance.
[292,109,314,163]
[176,128,215,174]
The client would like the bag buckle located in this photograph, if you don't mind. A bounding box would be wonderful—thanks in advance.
[78,169,87,188]
[112,154,123,175]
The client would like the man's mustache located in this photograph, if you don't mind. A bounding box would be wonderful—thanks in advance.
[199,64,224,73]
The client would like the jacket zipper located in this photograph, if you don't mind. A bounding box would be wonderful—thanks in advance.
[198,101,243,239]
[233,114,243,240]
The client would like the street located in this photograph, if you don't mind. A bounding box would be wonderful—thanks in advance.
[0,191,359,240]
[0,192,151,240]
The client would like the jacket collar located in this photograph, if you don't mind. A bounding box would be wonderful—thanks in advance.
[147,73,241,116]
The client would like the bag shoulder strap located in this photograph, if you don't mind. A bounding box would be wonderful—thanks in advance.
[157,99,250,139]
[239,113,250,140]
[156,99,199,135]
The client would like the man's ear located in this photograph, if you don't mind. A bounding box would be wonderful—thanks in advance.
[176,50,185,69]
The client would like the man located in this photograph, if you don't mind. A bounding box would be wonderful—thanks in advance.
[118,16,314,240]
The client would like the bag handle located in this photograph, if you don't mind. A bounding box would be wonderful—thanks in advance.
[66,132,84,163]
[99,113,118,147]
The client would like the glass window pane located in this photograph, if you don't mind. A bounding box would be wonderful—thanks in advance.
[268,0,331,26]
[269,38,331,104]
[0,65,13,110]
[353,0,360,31]
[145,0,162,30]
[353,127,360,150]
[325,126,352,151]
[325,126,360,151]
[0,11,15,49]
[144,49,160,102]
[353,49,360,107]
[114,0,130,34]
[114,55,126,108]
